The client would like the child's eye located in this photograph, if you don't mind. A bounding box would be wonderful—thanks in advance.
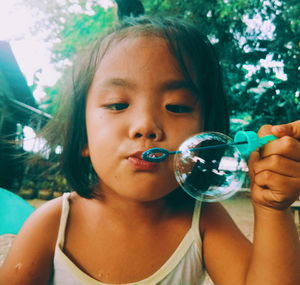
[166,104,193,113]
[105,103,129,111]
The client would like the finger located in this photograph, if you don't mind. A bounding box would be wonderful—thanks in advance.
[253,154,300,177]
[257,124,273,137]
[259,136,300,161]
[254,171,300,197]
[248,150,261,181]
[251,182,299,210]
[272,120,300,139]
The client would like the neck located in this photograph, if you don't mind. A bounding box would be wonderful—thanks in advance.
[88,187,193,229]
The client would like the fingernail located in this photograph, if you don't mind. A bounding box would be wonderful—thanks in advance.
[272,125,286,133]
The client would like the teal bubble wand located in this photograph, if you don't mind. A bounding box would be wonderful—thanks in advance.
[141,131,277,202]
[142,131,277,162]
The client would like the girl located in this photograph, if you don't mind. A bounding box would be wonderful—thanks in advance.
[1,16,300,285]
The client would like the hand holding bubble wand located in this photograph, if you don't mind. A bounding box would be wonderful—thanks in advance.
[142,131,277,202]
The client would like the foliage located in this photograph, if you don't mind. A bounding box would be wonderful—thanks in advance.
[24,0,299,133]
[143,0,300,133]
[51,6,115,63]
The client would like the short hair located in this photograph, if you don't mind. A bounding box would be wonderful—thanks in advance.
[43,16,229,198]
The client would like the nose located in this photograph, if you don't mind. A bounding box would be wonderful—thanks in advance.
[129,112,163,141]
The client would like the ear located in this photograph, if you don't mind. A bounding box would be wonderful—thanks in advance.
[81,147,90,157]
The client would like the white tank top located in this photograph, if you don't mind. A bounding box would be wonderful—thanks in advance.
[50,193,206,285]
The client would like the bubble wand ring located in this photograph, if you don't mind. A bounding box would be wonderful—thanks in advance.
[142,148,180,162]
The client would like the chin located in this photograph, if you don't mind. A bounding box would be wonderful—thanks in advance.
[98,177,181,202]
[120,183,179,202]
[164,187,194,205]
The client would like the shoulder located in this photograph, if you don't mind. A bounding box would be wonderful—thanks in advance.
[200,202,234,232]
[11,194,64,250]
[0,195,65,285]
[200,202,250,242]
[21,194,64,242]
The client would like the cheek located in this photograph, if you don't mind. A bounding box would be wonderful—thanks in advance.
[86,114,118,146]
[85,129,114,171]
[89,146,110,174]
[171,121,202,147]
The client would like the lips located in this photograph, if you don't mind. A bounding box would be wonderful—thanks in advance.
[128,151,158,170]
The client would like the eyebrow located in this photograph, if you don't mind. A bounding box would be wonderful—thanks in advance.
[100,78,137,89]
[100,78,195,93]
[160,79,195,93]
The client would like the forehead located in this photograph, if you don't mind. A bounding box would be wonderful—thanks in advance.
[94,35,183,80]
[103,35,171,59]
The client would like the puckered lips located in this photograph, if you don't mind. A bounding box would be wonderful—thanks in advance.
[128,151,158,171]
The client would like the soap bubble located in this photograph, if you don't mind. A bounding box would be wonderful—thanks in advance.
[174,132,247,202]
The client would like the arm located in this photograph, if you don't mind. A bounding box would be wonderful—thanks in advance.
[202,120,300,285]
[201,202,252,285]
[246,205,299,284]
[245,121,300,284]
[0,197,62,285]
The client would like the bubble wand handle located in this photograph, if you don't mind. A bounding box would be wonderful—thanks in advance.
[234,131,277,155]
[142,131,277,162]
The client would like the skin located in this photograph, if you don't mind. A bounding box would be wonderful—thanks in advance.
[0,36,299,285]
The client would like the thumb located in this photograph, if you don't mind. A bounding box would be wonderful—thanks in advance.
[271,120,300,139]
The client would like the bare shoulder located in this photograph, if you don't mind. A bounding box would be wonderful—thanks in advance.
[200,202,252,284]
[200,201,251,244]
[0,195,64,285]
[200,202,237,233]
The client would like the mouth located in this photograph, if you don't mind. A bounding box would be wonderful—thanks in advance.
[128,151,158,171]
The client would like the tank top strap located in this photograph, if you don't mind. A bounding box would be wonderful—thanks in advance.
[56,192,71,248]
[191,201,202,244]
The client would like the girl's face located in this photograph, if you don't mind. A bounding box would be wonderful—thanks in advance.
[85,36,202,202]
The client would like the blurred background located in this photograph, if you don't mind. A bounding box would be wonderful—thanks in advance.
[0,0,299,199]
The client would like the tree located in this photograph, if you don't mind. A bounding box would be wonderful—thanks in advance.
[115,0,144,20]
